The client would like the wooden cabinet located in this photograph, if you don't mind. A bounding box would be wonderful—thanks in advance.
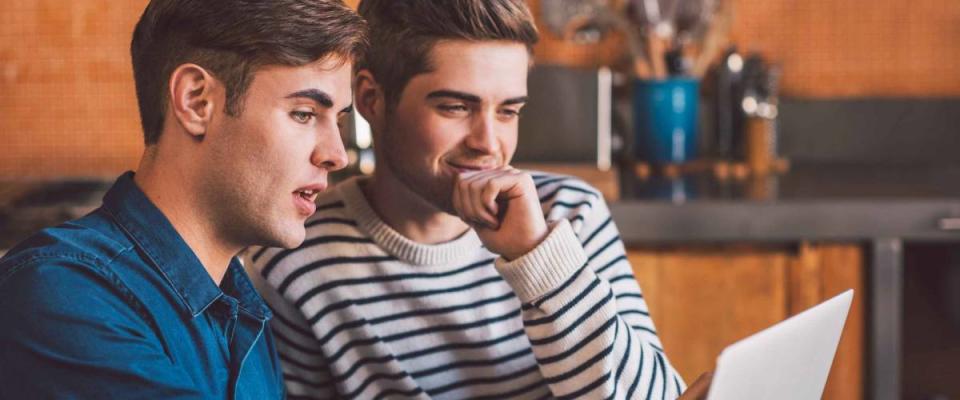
[628,243,864,399]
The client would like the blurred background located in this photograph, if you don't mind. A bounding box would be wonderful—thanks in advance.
[1,1,959,399]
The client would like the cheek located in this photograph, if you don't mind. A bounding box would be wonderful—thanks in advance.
[221,112,277,157]
[389,113,444,156]
[418,116,467,153]
[225,124,302,193]
[262,116,315,164]
[501,130,519,159]
[208,120,261,177]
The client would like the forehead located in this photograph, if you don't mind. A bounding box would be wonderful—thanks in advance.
[248,57,354,102]
[411,40,530,99]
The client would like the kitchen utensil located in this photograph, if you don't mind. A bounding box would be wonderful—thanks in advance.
[633,77,701,163]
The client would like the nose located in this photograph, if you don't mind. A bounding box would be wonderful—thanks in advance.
[310,119,349,171]
[464,112,499,155]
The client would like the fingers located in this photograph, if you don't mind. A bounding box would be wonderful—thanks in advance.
[461,169,506,228]
[453,170,496,228]
[451,173,481,228]
[453,167,529,229]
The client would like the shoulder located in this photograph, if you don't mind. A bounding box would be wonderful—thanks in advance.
[526,171,608,228]
[529,171,603,205]
[0,210,143,320]
[1,211,132,285]
[1,254,113,305]
[0,253,177,397]
[0,249,148,345]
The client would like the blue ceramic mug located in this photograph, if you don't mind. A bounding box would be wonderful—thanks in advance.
[633,78,700,163]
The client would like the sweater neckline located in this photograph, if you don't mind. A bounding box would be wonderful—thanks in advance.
[338,177,483,266]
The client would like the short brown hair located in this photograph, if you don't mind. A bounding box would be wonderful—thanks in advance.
[131,0,367,145]
[357,0,538,110]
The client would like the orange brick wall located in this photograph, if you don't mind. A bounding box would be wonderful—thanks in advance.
[1,0,958,178]
[0,0,149,178]
[729,0,960,98]
[533,0,960,97]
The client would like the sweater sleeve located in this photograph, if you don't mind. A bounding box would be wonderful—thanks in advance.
[245,250,338,400]
[494,191,686,399]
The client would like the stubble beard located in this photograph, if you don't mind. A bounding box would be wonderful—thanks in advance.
[382,149,458,216]
[205,167,302,251]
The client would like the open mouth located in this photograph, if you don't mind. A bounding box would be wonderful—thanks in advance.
[295,189,319,203]
[292,188,321,216]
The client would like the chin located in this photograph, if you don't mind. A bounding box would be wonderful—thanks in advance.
[258,223,306,249]
[412,180,457,216]
[422,175,458,215]
[278,228,307,249]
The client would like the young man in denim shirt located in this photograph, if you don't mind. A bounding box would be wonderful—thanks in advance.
[0,0,365,398]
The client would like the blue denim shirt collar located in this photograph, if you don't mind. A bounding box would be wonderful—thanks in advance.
[101,172,271,321]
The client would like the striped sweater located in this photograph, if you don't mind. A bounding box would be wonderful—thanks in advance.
[246,173,685,399]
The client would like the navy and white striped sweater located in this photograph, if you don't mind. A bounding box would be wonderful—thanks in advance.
[247,172,685,399]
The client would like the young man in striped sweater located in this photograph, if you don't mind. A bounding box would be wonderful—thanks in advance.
[249,1,704,398]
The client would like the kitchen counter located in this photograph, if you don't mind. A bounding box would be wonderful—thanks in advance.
[612,164,960,243]
[611,163,960,400]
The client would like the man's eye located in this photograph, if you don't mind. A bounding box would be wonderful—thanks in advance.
[290,111,316,124]
[437,104,469,113]
[499,108,522,119]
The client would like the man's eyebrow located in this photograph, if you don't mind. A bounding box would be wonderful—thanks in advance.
[501,96,528,106]
[286,89,334,108]
[426,90,527,107]
[426,90,481,103]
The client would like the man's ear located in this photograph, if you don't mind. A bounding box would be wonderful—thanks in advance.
[168,63,218,140]
[355,69,384,126]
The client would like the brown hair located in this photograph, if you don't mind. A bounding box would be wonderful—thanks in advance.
[131,0,367,145]
[357,0,539,110]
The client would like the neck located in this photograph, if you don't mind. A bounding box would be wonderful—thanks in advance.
[134,154,237,285]
[364,167,469,245]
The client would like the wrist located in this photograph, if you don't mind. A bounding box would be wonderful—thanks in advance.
[500,223,549,261]
[494,219,588,303]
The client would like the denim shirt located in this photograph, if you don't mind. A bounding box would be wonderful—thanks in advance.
[0,172,284,399]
